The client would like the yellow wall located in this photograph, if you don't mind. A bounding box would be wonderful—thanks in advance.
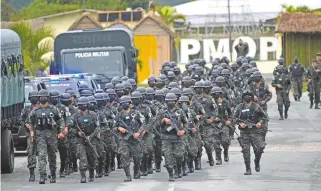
[134,35,158,83]
[43,12,98,37]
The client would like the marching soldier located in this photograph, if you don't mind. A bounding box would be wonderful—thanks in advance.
[288,57,305,101]
[234,89,268,175]
[307,59,321,109]
[29,89,65,184]
[69,97,100,183]
[21,90,38,182]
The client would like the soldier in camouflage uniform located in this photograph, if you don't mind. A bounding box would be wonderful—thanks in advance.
[93,93,109,178]
[131,91,154,177]
[21,90,38,182]
[69,97,100,183]
[182,88,204,173]
[211,87,233,165]
[106,88,122,170]
[29,90,65,184]
[66,89,78,107]
[115,95,145,181]
[177,96,199,176]
[49,90,70,178]
[60,93,78,174]
[249,71,272,142]
[234,89,267,175]
[156,93,188,181]
[153,90,166,172]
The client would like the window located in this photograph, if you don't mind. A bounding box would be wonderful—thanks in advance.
[133,11,143,21]
[18,54,24,73]
[1,58,8,76]
[98,13,107,22]
[121,12,132,21]
[40,83,46,90]
[108,13,119,22]
[37,84,42,91]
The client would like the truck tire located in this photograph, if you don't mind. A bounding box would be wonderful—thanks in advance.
[1,130,14,173]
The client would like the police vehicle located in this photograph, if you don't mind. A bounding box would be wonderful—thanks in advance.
[36,73,99,96]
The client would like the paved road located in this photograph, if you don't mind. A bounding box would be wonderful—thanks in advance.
[2,92,321,191]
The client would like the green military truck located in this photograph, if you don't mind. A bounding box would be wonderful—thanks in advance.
[1,29,25,173]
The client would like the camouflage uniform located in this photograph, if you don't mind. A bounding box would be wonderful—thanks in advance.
[95,107,108,178]
[110,102,122,169]
[29,105,64,181]
[69,110,100,180]
[234,102,267,175]
[115,109,145,179]
[66,105,79,172]
[213,99,232,164]
[21,105,37,170]
[272,72,291,119]
[156,106,188,179]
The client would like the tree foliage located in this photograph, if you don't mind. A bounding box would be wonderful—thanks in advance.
[10,22,54,75]
[156,5,186,25]
[281,4,321,14]
[1,0,16,21]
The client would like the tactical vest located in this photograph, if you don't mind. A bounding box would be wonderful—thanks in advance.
[35,109,55,130]
[291,64,303,77]
[77,114,95,136]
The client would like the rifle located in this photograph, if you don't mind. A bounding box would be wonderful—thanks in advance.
[235,118,257,129]
[75,122,99,158]
[118,119,148,150]
[165,111,180,132]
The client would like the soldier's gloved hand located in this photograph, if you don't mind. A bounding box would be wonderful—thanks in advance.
[133,133,140,139]
[57,132,65,139]
[196,115,202,120]
[206,119,213,124]
[162,118,171,125]
[256,122,262,128]
[118,127,126,134]
[191,128,197,133]
[225,120,231,126]
[177,130,185,136]
[260,100,265,105]
[253,96,258,101]
[239,122,246,128]
[215,117,220,121]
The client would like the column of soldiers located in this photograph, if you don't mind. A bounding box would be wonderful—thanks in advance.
[25,55,310,184]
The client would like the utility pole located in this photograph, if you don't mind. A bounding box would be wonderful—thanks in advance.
[82,0,86,9]
[227,0,232,61]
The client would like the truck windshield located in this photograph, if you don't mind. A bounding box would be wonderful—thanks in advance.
[62,51,123,76]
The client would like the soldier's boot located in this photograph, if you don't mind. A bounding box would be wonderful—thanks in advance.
[73,162,78,172]
[50,171,56,183]
[194,156,201,170]
[254,152,262,172]
[244,161,252,175]
[166,167,175,182]
[224,149,229,162]
[188,158,194,173]
[95,164,101,178]
[117,154,122,169]
[215,151,222,165]
[278,110,284,120]
[29,168,35,182]
[133,162,141,179]
[141,156,148,176]
[207,152,215,166]
[177,160,183,178]
[174,166,179,179]
[80,171,86,183]
[182,160,188,176]
[104,163,110,176]
[60,163,65,178]
[310,100,314,109]
[148,158,154,174]
[123,165,132,182]
[89,169,94,182]
[155,161,161,173]
[284,108,289,119]
[101,164,105,177]
[315,103,320,109]
[65,163,70,175]
[39,174,46,184]
[294,96,297,101]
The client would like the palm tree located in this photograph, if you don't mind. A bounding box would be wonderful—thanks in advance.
[156,5,186,26]
[10,21,54,76]
[281,4,321,14]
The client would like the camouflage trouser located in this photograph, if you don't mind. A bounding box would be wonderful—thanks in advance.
[68,136,78,168]
[213,126,231,152]
[101,131,117,172]
[239,131,265,163]
[27,134,37,169]
[162,140,185,169]
[291,78,303,97]
[57,137,69,172]
[96,138,106,167]
[142,133,154,156]
[77,138,97,171]
[36,129,57,176]
[276,92,290,112]
[118,139,143,167]
[200,126,214,153]
[154,137,162,163]
[184,135,198,158]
